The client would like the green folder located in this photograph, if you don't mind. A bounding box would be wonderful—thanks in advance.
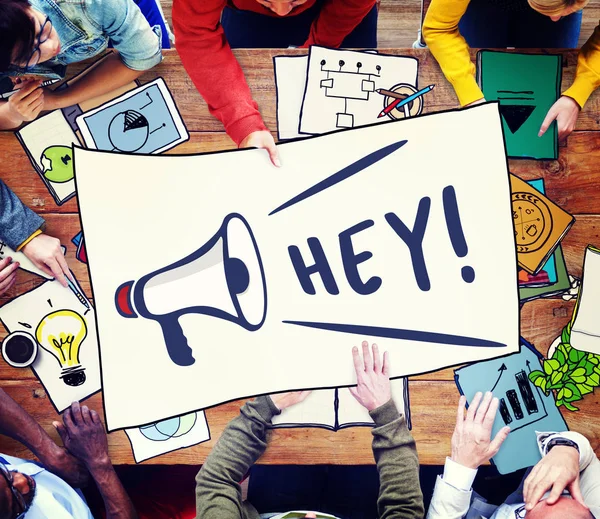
[519,244,570,302]
[477,51,562,160]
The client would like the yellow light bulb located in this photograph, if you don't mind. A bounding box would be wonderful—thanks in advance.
[35,310,88,387]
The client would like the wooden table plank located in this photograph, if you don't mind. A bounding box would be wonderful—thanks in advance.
[3,130,600,216]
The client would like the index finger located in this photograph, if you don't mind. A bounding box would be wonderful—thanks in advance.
[47,257,67,287]
[362,340,372,372]
[466,392,483,422]
[382,350,390,376]
[352,346,363,378]
[55,250,73,283]
[456,395,466,429]
[372,343,381,373]
[539,108,557,137]
[12,80,41,100]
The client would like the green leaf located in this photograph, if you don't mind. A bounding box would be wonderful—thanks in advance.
[564,401,579,412]
[571,367,587,383]
[589,356,599,365]
[587,373,600,386]
[556,399,564,407]
[565,382,582,399]
[569,348,586,364]
[544,359,560,374]
[561,363,569,373]
[529,371,544,383]
[578,383,594,395]
[555,349,566,365]
[539,378,548,393]
[562,326,571,345]
[557,388,565,400]
[551,371,563,385]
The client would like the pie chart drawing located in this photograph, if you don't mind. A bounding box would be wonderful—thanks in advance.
[108,110,150,152]
[139,412,198,441]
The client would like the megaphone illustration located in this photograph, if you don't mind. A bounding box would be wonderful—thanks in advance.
[114,213,267,366]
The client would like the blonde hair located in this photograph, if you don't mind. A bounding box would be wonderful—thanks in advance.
[528,0,589,16]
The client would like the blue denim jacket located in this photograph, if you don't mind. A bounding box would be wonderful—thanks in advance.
[0,180,45,251]
[27,0,163,73]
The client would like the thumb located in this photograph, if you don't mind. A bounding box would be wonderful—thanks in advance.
[568,477,588,509]
[488,425,511,456]
[539,107,558,137]
[53,421,69,445]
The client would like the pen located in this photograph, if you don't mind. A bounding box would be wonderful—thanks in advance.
[66,276,90,309]
[377,84,435,118]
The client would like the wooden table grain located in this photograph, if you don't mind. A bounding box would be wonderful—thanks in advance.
[0,49,598,466]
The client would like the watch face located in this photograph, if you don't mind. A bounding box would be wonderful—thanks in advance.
[512,191,553,253]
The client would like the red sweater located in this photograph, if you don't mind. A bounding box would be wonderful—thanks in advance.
[172,0,377,146]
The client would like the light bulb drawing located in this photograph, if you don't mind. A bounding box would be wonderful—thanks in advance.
[35,309,88,387]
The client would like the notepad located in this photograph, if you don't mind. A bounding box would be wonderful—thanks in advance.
[455,338,568,474]
[511,174,574,275]
[477,51,562,160]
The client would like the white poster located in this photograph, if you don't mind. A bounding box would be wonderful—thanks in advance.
[74,104,519,431]
[0,278,101,412]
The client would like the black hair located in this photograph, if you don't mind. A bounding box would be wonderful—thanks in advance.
[0,0,36,72]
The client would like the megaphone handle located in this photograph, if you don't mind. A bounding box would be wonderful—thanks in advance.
[158,317,195,366]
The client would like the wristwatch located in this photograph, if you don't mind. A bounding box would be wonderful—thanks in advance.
[546,437,580,453]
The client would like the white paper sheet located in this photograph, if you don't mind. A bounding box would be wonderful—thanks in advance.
[571,246,600,355]
[0,278,101,412]
[74,104,519,431]
[299,47,418,135]
[124,411,210,463]
[274,55,310,141]
[0,240,66,279]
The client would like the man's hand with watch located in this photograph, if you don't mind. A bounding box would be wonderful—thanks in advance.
[523,435,589,512]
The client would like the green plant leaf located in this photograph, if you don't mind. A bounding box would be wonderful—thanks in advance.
[589,356,599,365]
[544,359,560,374]
[577,383,594,395]
[564,401,579,412]
[529,371,544,383]
[539,378,548,394]
[555,349,566,365]
[571,367,587,383]
[561,363,569,373]
[569,348,586,364]
[557,388,565,400]
[556,399,564,407]
[565,382,582,398]
[588,373,600,386]
[562,326,571,345]
[551,371,563,385]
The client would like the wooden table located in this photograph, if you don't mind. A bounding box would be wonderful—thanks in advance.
[0,49,599,465]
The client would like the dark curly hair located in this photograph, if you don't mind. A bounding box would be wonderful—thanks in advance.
[0,0,37,72]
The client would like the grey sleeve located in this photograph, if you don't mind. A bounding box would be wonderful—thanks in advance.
[0,180,44,250]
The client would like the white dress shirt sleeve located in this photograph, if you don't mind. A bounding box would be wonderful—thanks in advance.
[426,457,478,519]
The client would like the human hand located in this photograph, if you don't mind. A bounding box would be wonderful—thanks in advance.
[39,87,61,112]
[539,96,580,142]
[40,442,90,488]
[240,130,281,167]
[349,341,391,412]
[269,391,311,411]
[5,80,44,124]
[0,257,19,296]
[22,233,70,287]
[450,392,510,469]
[523,444,587,511]
[53,402,110,471]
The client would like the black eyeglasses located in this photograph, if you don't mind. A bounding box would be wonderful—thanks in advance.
[0,462,28,519]
[24,15,53,71]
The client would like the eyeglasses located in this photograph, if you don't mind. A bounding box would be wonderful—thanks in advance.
[24,15,53,71]
[0,462,28,519]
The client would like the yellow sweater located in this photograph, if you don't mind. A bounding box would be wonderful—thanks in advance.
[423,0,600,108]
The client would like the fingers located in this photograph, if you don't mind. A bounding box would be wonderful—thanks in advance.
[482,396,499,430]
[0,259,19,283]
[352,346,363,378]
[525,465,552,510]
[456,395,466,430]
[70,401,83,426]
[53,421,69,444]
[22,87,44,108]
[90,409,100,425]
[568,478,588,509]
[0,274,17,294]
[81,405,91,425]
[546,478,567,505]
[46,257,67,287]
[488,425,510,456]
[362,340,372,372]
[63,405,75,433]
[265,141,281,168]
[539,107,558,137]
[55,250,72,284]
[372,343,381,373]
[11,80,41,102]
[466,391,482,422]
[474,391,493,424]
[382,350,390,376]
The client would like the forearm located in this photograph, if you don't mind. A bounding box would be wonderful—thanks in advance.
[423,0,483,106]
[370,399,424,519]
[196,396,280,517]
[304,0,377,48]
[0,388,58,461]
[563,25,600,108]
[88,460,137,519]
[173,0,267,146]
[0,101,24,130]
[0,180,45,251]
[49,53,143,110]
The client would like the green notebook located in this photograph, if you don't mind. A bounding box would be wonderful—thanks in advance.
[477,51,562,160]
[519,244,570,302]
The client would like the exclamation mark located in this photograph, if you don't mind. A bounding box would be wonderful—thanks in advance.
[443,186,475,283]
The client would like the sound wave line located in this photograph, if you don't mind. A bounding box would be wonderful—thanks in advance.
[282,320,506,348]
[269,139,408,216]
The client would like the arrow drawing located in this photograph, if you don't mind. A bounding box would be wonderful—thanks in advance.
[491,363,507,392]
